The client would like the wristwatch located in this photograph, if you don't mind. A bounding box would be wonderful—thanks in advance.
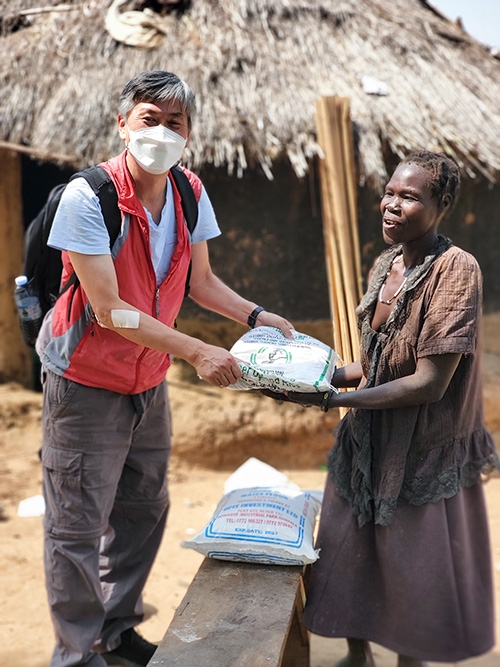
[247,306,265,328]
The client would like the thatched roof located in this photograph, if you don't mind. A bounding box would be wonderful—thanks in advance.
[2,0,500,189]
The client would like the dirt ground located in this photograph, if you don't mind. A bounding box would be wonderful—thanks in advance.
[1,315,500,667]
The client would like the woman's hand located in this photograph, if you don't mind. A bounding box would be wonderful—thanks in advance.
[259,389,293,402]
[283,392,325,408]
[260,389,329,409]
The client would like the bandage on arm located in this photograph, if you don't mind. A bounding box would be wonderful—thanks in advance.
[110,309,140,329]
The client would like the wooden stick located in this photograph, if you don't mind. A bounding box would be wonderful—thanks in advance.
[341,100,363,303]
[315,98,350,363]
[0,140,77,166]
[315,96,362,376]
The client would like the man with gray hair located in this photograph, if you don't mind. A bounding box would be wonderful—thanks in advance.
[39,70,293,667]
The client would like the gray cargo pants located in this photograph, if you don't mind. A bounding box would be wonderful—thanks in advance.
[41,369,171,666]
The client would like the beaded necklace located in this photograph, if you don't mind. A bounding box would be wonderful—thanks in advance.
[378,255,407,305]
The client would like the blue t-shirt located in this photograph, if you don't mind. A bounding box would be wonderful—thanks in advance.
[48,176,221,285]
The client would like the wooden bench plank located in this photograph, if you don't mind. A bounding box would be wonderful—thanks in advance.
[149,558,309,667]
[280,585,310,667]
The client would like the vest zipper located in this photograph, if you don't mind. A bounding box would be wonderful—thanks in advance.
[155,287,160,317]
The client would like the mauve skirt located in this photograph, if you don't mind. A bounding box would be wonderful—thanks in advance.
[302,476,495,662]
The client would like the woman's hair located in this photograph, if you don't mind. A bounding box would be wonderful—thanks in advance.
[118,70,196,127]
[399,149,461,210]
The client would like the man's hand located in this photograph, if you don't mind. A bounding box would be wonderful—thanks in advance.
[255,311,294,339]
[194,344,243,388]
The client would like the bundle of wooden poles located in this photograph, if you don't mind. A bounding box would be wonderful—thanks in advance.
[315,96,363,374]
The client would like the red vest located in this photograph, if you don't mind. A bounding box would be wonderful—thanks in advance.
[44,151,202,394]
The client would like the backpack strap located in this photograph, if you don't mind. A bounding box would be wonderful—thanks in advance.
[72,165,122,246]
[171,165,199,234]
[59,166,122,301]
[171,165,199,297]
[77,166,122,242]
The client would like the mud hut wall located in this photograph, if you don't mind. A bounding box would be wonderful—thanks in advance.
[446,179,500,313]
[21,155,73,230]
[19,155,500,361]
[179,159,330,322]
[0,150,32,385]
[21,158,331,325]
[19,155,333,355]
[179,160,500,340]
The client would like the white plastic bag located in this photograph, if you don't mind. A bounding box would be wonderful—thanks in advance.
[17,494,45,517]
[223,457,300,494]
[182,458,322,566]
[229,326,339,393]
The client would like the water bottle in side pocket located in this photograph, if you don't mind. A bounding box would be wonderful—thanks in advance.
[14,275,44,348]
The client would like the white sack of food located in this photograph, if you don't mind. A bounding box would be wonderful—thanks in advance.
[223,456,300,494]
[182,486,321,565]
[182,458,322,566]
[228,326,339,393]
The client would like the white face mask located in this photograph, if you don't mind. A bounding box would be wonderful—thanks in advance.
[126,124,187,175]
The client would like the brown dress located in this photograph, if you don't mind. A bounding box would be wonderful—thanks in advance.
[302,238,498,661]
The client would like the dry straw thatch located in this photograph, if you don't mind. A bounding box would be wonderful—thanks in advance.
[1,0,500,189]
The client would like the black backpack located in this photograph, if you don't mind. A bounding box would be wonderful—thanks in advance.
[23,164,199,322]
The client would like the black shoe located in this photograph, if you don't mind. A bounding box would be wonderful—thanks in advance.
[102,628,158,667]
